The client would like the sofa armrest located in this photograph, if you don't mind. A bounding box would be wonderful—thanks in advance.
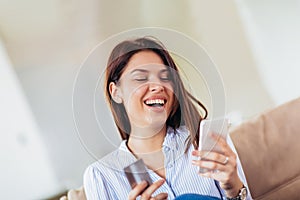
[60,186,86,200]
[230,97,300,199]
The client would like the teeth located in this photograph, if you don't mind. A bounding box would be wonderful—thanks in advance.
[145,99,165,105]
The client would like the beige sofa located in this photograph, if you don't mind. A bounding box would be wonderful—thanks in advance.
[62,97,300,200]
[230,97,300,199]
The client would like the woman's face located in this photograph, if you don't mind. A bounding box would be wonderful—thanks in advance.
[110,50,174,133]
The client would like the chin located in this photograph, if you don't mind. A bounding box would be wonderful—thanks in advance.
[147,119,167,130]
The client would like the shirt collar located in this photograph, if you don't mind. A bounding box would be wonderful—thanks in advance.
[163,126,190,151]
[119,140,130,152]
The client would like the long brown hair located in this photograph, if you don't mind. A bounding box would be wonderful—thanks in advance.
[105,37,207,151]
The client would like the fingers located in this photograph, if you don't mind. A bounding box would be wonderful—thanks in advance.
[192,149,237,174]
[151,192,168,200]
[192,158,227,172]
[192,156,237,184]
[192,150,230,165]
[211,133,234,155]
[128,181,148,200]
[192,133,235,173]
[193,151,232,174]
[193,133,243,195]
[141,179,165,200]
[192,133,240,187]
[128,179,167,200]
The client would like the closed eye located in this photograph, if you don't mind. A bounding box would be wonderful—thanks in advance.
[135,78,148,81]
[131,70,148,82]
[160,76,170,81]
[160,71,171,82]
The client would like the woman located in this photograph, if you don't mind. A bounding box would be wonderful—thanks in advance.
[84,37,251,200]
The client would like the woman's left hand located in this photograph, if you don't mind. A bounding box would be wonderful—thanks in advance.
[191,134,243,198]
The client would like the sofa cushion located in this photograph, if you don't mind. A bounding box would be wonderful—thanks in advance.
[60,186,86,200]
[230,97,300,199]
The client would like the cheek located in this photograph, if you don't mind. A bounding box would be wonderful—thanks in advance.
[166,85,175,110]
[165,83,174,97]
[122,85,147,106]
[164,82,174,92]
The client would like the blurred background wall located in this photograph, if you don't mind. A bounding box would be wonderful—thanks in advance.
[0,0,299,199]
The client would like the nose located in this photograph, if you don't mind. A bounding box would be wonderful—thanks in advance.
[149,82,164,92]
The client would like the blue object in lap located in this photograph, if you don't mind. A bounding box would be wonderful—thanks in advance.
[175,194,221,200]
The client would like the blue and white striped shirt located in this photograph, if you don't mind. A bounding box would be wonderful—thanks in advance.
[84,126,252,200]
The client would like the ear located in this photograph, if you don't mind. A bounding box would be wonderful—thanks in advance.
[109,82,123,104]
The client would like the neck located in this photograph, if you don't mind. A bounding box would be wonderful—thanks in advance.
[127,125,167,154]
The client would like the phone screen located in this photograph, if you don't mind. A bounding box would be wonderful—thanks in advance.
[124,159,152,189]
[198,118,229,173]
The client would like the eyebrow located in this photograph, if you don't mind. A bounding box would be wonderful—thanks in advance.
[130,68,169,74]
[160,69,169,73]
[130,69,149,74]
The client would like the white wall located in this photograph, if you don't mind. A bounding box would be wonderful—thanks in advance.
[0,40,62,199]
[236,0,300,105]
[16,61,120,192]
[187,0,274,120]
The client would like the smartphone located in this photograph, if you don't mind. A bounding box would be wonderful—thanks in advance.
[123,159,152,189]
[198,118,229,173]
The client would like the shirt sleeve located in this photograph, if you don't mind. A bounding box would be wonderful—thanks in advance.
[227,136,253,200]
[83,165,115,200]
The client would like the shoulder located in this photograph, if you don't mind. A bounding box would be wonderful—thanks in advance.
[83,151,122,200]
[83,150,117,181]
[84,142,136,178]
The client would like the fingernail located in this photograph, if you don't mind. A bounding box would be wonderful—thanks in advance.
[203,172,210,177]
[141,180,147,185]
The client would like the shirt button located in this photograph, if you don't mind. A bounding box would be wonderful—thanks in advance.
[163,146,170,151]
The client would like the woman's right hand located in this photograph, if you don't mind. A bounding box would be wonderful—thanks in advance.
[128,179,168,200]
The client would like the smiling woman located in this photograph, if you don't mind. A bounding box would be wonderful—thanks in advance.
[83,37,251,200]
[109,51,175,139]
[103,37,207,145]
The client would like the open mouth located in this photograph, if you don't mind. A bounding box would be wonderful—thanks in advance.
[144,99,166,107]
